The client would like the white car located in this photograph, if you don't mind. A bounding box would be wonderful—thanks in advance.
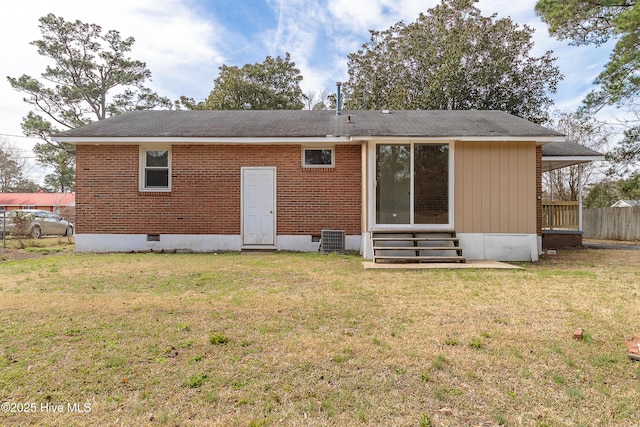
[0,209,74,239]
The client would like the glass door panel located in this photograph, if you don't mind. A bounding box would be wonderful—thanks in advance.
[414,144,449,224]
[376,144,410,224]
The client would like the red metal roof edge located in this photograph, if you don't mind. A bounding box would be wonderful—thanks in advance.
[0,193,75,206]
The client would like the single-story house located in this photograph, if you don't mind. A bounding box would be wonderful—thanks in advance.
[0,192,75,223]
[611,199,640,208]
[53,109,590,261]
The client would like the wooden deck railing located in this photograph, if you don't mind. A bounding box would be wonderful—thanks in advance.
[543,201,579,230]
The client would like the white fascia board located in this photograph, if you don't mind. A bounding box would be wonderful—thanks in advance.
[542,156,606,162]
[51,136,353,145]
[350,136,565,143]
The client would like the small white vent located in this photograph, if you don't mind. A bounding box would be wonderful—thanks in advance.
[320,229,345,254]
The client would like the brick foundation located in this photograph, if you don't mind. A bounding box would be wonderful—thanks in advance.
[542,231,582,249]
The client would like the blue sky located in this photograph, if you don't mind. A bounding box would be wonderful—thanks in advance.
[0,0,616,183]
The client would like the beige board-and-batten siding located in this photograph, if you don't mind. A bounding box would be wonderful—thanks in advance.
[454,141,538,234]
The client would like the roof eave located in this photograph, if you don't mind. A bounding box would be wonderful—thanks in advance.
[542,155,606,162]
[51,136,354,144]
[542,155,606,172]
[350,136,565,143]
[53,135,565,144]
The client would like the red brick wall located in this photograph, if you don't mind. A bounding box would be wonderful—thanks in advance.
[75,144,362,235]
[542,232,582,249]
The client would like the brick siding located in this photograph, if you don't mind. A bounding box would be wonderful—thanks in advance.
[75,144,362,236]
[542,232,582,249]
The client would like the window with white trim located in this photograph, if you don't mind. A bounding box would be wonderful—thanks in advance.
[302,146,335,168]
[375,142,451,225]
[140,146,171,191]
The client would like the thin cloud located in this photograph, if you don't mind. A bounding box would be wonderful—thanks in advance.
[0,0,619,133]
[1,0,224,123]
[327,0,435,34]
[268,0,286,54]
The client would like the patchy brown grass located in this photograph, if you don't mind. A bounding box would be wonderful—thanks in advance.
[1,247,639,426]
[0,236,74,261]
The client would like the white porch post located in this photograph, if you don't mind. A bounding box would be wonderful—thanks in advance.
[578,162,583,231]
[548,170,553,230]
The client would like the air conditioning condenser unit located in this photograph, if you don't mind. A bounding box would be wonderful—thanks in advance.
[320,229,345,254]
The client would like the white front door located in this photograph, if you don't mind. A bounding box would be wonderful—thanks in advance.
[242,167,276,246]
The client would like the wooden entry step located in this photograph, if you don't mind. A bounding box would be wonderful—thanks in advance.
[372,229,465,263]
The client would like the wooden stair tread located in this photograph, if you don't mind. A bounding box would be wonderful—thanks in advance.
[371,228,456,234]
[374,255,466,262]
[372,237,459,242]
[373,246,461,251]
[371,229,464,263]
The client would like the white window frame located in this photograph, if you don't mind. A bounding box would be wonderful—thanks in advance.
[369,140,454,230]
[139,145,172,192]
[301,146,335,168]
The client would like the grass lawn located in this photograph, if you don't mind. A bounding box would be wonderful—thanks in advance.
[1,240,639,426]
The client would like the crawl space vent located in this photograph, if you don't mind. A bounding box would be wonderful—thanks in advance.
[320,229,345,254]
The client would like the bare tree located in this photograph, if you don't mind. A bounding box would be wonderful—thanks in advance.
[543,111,610,201]
[304,89,317,110]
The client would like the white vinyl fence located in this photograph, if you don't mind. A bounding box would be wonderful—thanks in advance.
[583,206,640,241]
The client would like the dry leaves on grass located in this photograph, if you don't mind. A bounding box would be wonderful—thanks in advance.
[1,248,639,426]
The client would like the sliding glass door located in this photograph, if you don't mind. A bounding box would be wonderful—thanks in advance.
[376,143,450,226]
[376,144,410,224]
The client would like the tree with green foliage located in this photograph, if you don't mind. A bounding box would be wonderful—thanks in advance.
[344,0,562,123]
[181,53,305,110]
[1,145,25,193]
[584,180,621,207]
[33,143,75,192]
[7,13,171,190]
[0,140,39,193]
[607,125,640,175]
[619,173,640,200]
[584,173,640,207]
[536,0,640,172]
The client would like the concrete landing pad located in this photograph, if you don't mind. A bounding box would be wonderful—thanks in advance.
[362,260,522,270]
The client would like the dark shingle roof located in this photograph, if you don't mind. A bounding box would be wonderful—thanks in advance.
[541,141,603,157]
[53,110,564,139]
[541,141,605,172]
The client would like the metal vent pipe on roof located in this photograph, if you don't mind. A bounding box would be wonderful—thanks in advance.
[336,82,342,115]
